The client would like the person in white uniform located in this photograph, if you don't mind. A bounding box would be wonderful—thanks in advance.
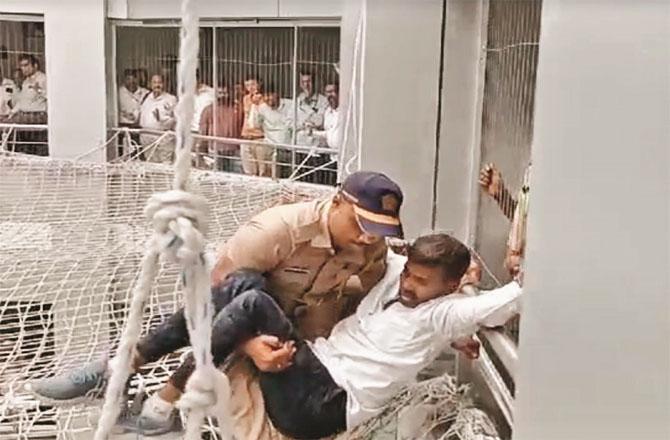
[0,73,17,120]
[139,74,177,163]
[294,71,328,147]
[246,87,293,177]
[118,69,149,127]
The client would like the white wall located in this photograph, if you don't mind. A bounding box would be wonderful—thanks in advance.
[2,0,107,160]
[344,0,443,238]
[45,0,107,160]
[514,1,670,439]
[434,0,487,244]
[109,0,341,19]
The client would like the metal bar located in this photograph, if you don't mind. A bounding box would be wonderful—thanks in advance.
[0,123,49,130]
[110,19,340,28]
[291,26,299,174]
[472,343,515,428]
[461,284,519,380]
[107,126,335,154]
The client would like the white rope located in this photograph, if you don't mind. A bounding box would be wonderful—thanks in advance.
[94,1,233,439]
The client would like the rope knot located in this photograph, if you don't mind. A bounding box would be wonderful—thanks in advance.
[145,190,210,266]
[177,364,234,435]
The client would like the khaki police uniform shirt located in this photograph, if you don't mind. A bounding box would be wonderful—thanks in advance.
[216,198,387,439]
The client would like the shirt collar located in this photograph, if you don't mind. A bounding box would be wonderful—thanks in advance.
[310,198,334,249]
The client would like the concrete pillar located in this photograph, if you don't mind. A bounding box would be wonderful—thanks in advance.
[513,1,670,439]
[44,0,107,160]
[341,0,444,238]
[434,0,488,244]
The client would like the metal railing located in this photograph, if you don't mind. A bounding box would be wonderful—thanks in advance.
[0,123,49,156]
[108,126,339,186]
[458,284,519,437]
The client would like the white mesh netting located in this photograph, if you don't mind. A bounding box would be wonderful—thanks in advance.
[0,152,332,438]
[0,152,499,440]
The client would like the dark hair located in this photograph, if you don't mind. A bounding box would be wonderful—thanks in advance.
[407,234,471,281]
[325,82,339,92]
[299,70,313,79]
[18,54,39,68]
[264,84,279,96]
[123,68,137,78]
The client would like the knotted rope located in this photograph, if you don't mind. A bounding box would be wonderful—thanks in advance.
[94,1,233,439]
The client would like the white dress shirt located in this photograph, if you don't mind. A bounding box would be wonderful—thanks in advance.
[313,106,341,160]
[309,251,522,429]
[139,91,177,131]
[295,92,328,146]
[248,99,293,145]
[12,71,47,113]
[192,84,215,132]
[0,79,17,117]
[118,85,149,124]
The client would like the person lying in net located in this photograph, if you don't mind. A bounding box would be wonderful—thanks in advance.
[30,171,408,437]
[89,233,520,438]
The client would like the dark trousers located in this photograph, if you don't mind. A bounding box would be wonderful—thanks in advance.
[135,270,347,439]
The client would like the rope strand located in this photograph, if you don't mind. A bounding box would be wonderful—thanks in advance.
[95,1,232,439]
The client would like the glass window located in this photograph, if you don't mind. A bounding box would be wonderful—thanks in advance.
[112,23,340,186]
[0,18,48,156]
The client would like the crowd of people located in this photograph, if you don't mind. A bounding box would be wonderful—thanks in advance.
[0,54,49,156]
[117,68,341,185]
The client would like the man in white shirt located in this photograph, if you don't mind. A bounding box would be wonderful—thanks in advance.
[139,74,177,163]
[8,55,48,155]
[118,69,149,127]
[295,71,328,147]
[310,82,341,185]
[246,88,293,177]
[10,55,47,122]
[0,73,17,120]
[191,72,215,133]
[196,232,519,438]
[126,233,521,438]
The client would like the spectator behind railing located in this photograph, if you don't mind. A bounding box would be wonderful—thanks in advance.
[479,163,531,278]
[246,86,293,177]
[0,68,17,121]
[4,55,48,156]
[240,76,265,140]
[295,70,328,147]
[191,70,215,133]
[139,74,177,164]
[118,69,149,127]
[199,84,244,173]
[9,54,47,124]
[309,81,340,185]
[118,69,149,158]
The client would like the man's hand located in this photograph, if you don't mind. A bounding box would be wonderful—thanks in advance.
[504,251,522,280]
[479,163,503,199]
[451,336,481,360]
[460,259,482,289]
[241,335,296,373]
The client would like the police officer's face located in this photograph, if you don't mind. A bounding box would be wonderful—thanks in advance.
[328,197,382,250]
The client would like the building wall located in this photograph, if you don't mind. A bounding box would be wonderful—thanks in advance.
[434,0,487,244]
[108,0,341,19]
[351,0,444,239]
[513,1,670,439]
[2,0,107,160]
